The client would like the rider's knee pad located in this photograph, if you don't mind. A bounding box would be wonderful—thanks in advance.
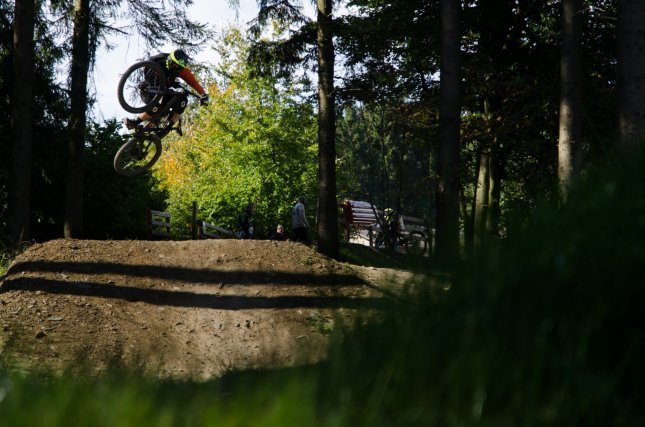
[173,93,189,114]
[145,98,165,116]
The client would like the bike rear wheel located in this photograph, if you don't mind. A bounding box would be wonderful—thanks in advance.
[117,61,166,114]
[405,231,427,256]
[114,134,163,177]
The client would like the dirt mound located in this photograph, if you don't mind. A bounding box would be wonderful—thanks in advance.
[0,239,401,380]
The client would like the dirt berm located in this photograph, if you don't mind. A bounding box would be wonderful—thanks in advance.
[0,239,414,380]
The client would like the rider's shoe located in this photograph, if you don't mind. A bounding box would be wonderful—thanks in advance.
[122,117,141,130]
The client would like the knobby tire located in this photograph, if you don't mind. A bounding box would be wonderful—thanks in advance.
[405,231,427,256]
[117,61,167,114]
[113,134,163,177]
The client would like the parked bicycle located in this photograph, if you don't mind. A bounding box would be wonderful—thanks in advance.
[113,60,200,177]
[373,207,428,256]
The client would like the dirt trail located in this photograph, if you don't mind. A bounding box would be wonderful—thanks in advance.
[0,239,409,380]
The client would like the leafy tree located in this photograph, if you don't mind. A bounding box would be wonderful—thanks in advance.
[83,120,167,239]
[155,27,318,240]
[336,102,435,217]
[336,0,617,258]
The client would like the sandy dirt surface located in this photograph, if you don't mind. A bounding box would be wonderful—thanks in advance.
[0,239,413,380]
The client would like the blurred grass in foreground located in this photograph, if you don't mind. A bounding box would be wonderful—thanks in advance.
[2,148,645,425]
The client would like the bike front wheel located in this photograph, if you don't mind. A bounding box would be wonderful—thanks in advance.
[114,134,162,177]
[405,231,427,256]
[117,61,166,114]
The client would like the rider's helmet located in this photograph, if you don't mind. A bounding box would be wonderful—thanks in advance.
[167,49,190,71]
[383,208,395,224]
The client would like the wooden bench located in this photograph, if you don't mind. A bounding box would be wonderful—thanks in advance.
[196,220,234,239]
[341,199,382,245]
[148,209,172,239]
[400,214,433,256]
[341,199,433,254]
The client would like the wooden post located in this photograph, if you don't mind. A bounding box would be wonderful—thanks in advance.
[425,216,433,256]
[147,209,153,240]
[191,201,197,240]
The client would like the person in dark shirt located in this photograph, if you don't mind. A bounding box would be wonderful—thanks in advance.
[270,224,285,241]
[237,203,255,239]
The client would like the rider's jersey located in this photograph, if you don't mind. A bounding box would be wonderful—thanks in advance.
[147,53,206,96]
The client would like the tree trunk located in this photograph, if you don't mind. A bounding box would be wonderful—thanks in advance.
[487,148,502,237]
[473,143,490,252]
[64,0,90,238]
[8,0,35,247]
[558,0,583,198]
[315,0,338,258]
[617,0,645,150]
[435,0,462,262]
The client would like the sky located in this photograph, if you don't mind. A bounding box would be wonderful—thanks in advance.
[92,0,261,121]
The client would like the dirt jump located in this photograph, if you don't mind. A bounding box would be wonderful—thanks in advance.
[0,239,415,380]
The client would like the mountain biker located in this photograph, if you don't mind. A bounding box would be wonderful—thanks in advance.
[122,49,209,137]
[377,208,405,251]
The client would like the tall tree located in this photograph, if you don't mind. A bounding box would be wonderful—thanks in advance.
[435,0,461,262]
[558,0,583,198]
[8,0,35,246]
[64,0,90,238]
[248,0,340,257]
[315,0,338,258]
[617,0,645,150]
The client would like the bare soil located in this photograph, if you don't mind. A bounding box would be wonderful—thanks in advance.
[0,239,414,380]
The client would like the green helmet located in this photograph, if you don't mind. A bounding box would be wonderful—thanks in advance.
[167,49,189,69]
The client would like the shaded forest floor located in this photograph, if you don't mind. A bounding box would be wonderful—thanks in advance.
[0,239,417,380]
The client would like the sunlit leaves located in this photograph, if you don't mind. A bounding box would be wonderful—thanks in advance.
[155,27,317,238]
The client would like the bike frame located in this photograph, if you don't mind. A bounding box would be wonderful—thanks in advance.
[133,86,199,137]
[147,89,186,123]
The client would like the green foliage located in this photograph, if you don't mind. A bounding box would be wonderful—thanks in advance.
[336,102,436,217]
[316,145,645,426]
[0,368,318,427]
[156,28,318,239]
[338,0,440,103]
[83,120,168,239]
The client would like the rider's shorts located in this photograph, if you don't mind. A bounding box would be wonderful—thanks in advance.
[145,92,188,117]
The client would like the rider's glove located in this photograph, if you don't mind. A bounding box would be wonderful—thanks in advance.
[199,93,209,106]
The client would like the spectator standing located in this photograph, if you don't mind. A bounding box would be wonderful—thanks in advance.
[291,196,309,243]
[237,203,255,239]
[270,224,285,241]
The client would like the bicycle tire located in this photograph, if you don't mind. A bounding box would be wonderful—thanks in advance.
[113,134,163,177]
[405,231,427,256]
[117,61,167,114]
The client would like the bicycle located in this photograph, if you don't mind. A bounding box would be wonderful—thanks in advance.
[113,60,199,177]
[373,208,428,256]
